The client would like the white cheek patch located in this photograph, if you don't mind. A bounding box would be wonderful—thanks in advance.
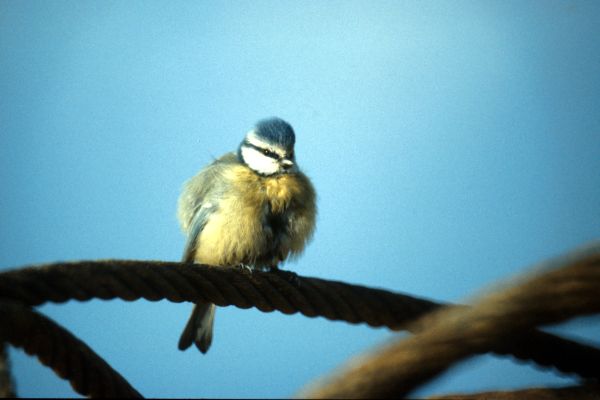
[241,146,279,175]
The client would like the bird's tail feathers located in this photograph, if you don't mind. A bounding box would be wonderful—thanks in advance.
[178,302,216,354]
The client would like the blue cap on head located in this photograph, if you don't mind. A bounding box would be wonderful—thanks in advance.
[253,117,296,149]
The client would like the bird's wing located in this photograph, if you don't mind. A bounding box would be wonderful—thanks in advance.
[181,202,216,263]
[178,152,239,263]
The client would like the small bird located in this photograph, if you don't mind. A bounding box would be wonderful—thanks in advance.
[177,117,317,353]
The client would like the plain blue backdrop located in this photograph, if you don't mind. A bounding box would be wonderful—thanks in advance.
[1,0,599,397]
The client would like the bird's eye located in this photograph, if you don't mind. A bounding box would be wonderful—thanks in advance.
[262,149,270,155]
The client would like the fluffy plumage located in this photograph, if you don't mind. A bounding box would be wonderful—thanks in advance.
[177,118,316,353]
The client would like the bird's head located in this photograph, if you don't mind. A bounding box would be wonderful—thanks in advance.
[238,117,297,176]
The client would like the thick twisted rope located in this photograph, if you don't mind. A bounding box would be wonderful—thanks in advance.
[0,260,440,326]
[0,300,142,398]
[1,255,600,385]
[299,245,600,398]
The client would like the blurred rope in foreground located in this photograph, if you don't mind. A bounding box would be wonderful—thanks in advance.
[300,242,600,398]
[0,242,599,398]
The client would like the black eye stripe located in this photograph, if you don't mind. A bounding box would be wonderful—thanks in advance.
[244,141,281,160]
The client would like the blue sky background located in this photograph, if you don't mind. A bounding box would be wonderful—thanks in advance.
[1,0,599,397]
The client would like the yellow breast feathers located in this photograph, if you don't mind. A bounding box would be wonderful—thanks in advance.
[225,165,309,213]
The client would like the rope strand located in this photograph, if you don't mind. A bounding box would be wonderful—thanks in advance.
[299,248,600,398]
[1,242,600,398]
[0,343,16,398]
[0,300,142,398]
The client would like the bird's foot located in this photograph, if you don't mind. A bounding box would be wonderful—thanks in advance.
[237,263,254,275]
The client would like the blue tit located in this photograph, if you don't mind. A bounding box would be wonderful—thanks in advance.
[177,117,317,353]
